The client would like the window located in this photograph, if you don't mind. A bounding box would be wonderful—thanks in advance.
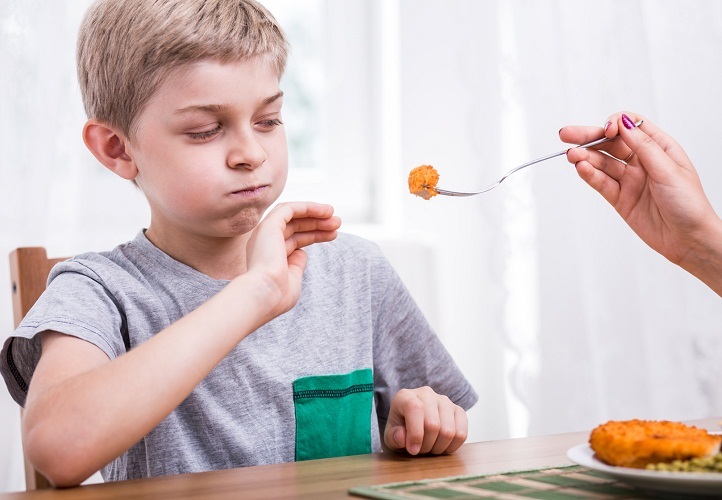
[268,0,400,225]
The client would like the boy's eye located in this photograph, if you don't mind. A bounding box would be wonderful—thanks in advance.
[187,125,222,140]
[257,118,283,131]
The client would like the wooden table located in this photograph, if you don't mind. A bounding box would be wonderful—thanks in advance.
[2,417,719,499]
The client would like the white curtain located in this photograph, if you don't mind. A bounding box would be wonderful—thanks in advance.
[397,0,722,443]
[2,0,722,493]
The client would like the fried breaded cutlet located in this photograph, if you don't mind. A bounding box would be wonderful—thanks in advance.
[408,165,439,200]
[590,419,722,469]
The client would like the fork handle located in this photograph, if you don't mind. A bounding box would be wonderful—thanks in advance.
[508,120,645,179]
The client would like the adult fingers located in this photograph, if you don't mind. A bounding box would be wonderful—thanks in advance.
[561,112,639,162]
[561,125,635,164]
[602,111,633,139]
[567,147,627,181]
[606,112,692,168]
[559,125,605,146]
[575,160,621,206]
[616,116,691,182]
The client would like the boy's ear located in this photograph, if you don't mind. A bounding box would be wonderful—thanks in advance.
[82,120,138,180]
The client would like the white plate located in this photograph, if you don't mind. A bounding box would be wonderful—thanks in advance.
[567,444,722,497]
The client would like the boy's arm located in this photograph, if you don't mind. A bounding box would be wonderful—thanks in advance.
[22,202,340,487]
[369,251,476,456]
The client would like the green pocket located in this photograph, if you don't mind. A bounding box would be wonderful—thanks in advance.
[293,368,374,461]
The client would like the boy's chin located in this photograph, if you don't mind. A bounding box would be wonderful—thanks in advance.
[227,211,263,235]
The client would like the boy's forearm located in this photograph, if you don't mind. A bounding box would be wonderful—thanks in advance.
[23,274,272,487]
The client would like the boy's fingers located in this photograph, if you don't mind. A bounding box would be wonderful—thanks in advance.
[384,425,407,451]
[264,201,336,231]
[279,201,336,219]
[283,215,342,239]
[429,397,457,455]
[285,229,338,255]
[443,406,469,454]
[418,394,441,454]
[395,391,425,455]
[286,248,308,272]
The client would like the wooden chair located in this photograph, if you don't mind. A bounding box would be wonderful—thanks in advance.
[9,247,68,490]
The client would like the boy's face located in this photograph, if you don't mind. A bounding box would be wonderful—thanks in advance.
[127,57,288,240]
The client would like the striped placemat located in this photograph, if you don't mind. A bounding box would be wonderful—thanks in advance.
[349,465,650,499]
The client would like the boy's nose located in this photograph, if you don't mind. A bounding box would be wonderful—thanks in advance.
[227,130,267,170]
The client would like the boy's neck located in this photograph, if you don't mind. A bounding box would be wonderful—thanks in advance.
[144,226,250,280]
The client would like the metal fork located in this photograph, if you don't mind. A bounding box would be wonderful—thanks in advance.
[432,120,643,197]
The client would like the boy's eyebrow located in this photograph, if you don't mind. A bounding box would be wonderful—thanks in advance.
[174,104,227,115]
[262,90,284,105]
[174,91,284,115]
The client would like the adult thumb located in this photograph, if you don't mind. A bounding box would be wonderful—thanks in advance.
[617,114,678,181]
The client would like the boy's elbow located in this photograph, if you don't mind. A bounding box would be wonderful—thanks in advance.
[27,448,94,488]
[24,427,95,488]
[42,468,87,489]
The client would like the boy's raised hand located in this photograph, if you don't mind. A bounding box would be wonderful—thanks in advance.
[384,386,468,456]
[245,201,341,321]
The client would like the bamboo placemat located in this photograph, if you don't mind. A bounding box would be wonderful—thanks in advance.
[349,464,653,499]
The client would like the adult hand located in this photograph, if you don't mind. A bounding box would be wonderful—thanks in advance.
[560,112,721,268]
[384,386,468,456]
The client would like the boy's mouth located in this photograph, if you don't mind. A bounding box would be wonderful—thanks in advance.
[230,184,269,197]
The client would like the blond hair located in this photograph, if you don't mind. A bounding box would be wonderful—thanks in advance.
[77,0,288,139]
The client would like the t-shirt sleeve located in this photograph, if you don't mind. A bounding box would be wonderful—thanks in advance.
[371,255,478,430]
[1,260,127,407]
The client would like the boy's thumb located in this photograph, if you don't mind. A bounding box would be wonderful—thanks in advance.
[385,425,406,450]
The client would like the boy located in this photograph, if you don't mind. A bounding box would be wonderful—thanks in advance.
[1,0,477,487]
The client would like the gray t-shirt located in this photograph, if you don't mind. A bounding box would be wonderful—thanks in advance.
[1,231,477,481]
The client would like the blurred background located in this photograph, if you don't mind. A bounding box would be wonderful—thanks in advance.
[2,0,722,492]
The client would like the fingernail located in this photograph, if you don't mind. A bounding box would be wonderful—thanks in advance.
[604,121,612,132]
[409,444,421,455]
[621,114,636,130]
[394,430,404,447]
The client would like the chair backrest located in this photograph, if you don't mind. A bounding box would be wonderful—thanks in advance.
[9,247,68,490]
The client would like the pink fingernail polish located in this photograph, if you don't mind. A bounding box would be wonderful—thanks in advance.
[621,114,636,130]
[604,121,612,132]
